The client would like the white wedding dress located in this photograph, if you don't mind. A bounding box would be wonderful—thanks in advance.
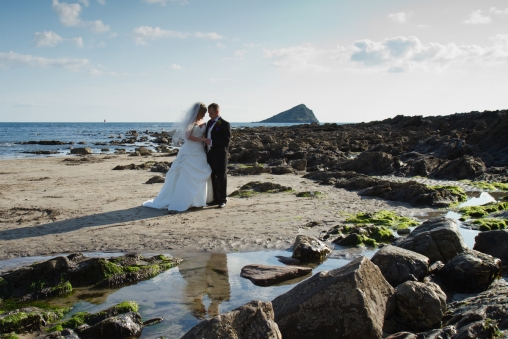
[143,125,213,211]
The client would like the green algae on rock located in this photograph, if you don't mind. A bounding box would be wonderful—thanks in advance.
[471,218,507,231]
[428,185,468,203]
[462,180,508,191]
[330,225,395,248]
[459,202,508,219]
[295,191,322,198]
[345,210,420,230]
[0,306,70,334]
[229,181,292,198]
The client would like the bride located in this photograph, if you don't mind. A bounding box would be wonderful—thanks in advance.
[143,102,213,213]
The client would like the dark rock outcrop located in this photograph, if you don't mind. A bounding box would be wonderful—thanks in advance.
[272,256,394,339]
[371,245,430,287]
[258,104,319,123]
[77,312,143,339]
[394,217,467,263]
[181,300,281,339]
[291,235,331,262]
[70,148,92,155]
[473,229,508,264]
[441,250,501,293]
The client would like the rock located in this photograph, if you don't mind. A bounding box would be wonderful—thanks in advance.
[77,312,143,339]
[271,165,295,175]
[394,217,467,263]
[70,147,92,155]
[385,332,418,339]
[0,307,68,334]
[135,147,152,155]
[289,159,307,171]
[389,281,446,332]
[371,245,430,287]
[291,235,331,262]
[240,264,312,286]
[473,229,508,264]
[452,320,498,339]
[441,250,501,293]
[150,161,171,173]
[416,325,457,338]
[258,104,319,123]
[336,151,395,175]
[146,175,165,184]
[272,256,395,339]
[100,148,110,152]
[129,151,141,156]
[181,300,281,339]
[153,137,169,143]
[432,155,486,180]
[397,228,411,235]
[275,256,301,265]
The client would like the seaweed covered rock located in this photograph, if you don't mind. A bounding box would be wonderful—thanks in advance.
[0,253,181,301]
[386,281,446,332]
[330,225,395,247]
[229,181,292,197]
[181,300,281,339]
[371,245,429,287]
[272,256,395,339]
[394,217,467,263]
[291,235,331,262]
[0,307,69,334]
[440,250,501,293]
[473,229,508,264]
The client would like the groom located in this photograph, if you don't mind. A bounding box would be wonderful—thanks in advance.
[204,103,231,208]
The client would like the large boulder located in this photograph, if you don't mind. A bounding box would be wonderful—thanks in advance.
[272,256,395,339]
[180,300,281,339]
[473,230,508,264]
[336,151,395,175]
[240,264,312,286]
[135,146,152,156]
[441,250,501,293]
[291,235,331,262]
[371,245,429,287]
[432,155,486,180]
[77,312,143,339]
[394,217,467,263]
[70,147,92,155]
[389,281,447,332]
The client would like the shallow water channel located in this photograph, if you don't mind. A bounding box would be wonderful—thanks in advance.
[1,191,506,338]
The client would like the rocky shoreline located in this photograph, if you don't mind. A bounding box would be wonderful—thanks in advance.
[1,109,508,338]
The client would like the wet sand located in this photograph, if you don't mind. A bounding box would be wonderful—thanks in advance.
[0,154,435,260]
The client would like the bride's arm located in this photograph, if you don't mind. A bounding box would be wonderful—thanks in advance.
[187,135,207,142]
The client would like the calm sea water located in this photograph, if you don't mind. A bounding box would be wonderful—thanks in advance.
[0,122,319,160]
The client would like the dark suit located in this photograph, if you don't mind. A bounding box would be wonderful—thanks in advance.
[205,117,231,204]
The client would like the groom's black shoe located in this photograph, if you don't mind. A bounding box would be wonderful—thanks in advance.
[207,200,220,206]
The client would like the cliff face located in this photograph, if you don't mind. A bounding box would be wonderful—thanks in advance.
[259,104,319,123]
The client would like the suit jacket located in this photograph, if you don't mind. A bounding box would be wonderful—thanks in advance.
[205,117,231,171]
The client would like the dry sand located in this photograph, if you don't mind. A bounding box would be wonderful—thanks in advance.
[0,154,436,260]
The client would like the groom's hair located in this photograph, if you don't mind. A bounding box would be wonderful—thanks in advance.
[208,103,220,112]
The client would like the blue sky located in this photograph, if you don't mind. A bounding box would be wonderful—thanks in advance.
[0,0,507,122]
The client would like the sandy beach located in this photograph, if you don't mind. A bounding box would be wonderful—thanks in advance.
[0,154,436,260]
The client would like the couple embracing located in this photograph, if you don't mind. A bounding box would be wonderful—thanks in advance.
[143,102,231,213]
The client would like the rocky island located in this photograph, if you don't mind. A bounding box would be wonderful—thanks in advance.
[257,104,319,123]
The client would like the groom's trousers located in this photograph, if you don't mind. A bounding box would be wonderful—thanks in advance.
[207,150,228,204]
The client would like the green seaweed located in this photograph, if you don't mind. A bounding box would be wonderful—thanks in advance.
[113,301,139,313]
[429,185,468,202]
[463,180,508,191]
[369,226,396,242]
[47,324,63,333]
[459,202,508,218]
[60,311,89,329]
[472,218,507,230]
[296,191,322,198]
[345,210,420,230]
[229,190,259,198]
[0,278,7,287]
[1,333,20,339]
[50,281,72,294]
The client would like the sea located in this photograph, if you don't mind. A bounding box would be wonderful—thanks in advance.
[0,122,331,160]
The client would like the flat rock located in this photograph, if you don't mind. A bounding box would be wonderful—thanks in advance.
[291,235,331,262]
[240,264,312,286]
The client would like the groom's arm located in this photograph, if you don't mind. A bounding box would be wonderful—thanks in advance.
[211,121,231,148]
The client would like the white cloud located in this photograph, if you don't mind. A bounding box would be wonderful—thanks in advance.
[195,32,223,40]
[234,49,246,57]
[264,35,508,73]
[132,26,189,45]
[33,31,63,47]
[388,11,414,23]
[52,0,110,33]
[490,7,508,15]
[170,63,182,69]
[0,51,89,70]
[216,42,226,49]
[70,37,84,48]
[141,0,188,5]
[464,10,492,24]
[78,0,89,7]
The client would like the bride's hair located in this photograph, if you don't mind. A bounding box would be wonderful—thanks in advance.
[171,102,207,147]
[195,103,207,121]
